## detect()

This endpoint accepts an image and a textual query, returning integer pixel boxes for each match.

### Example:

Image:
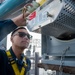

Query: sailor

[0,26,31,75]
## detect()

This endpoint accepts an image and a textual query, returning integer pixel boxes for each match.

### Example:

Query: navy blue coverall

[0,19,31,75]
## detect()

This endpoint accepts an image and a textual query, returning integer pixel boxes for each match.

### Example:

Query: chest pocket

[6,50,28,75]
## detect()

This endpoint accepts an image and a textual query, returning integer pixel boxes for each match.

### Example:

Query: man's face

[11,29,30,49]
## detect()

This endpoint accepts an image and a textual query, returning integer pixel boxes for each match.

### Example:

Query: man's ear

[10,36,13,42]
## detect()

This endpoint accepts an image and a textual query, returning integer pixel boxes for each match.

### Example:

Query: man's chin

[20,46,27,49]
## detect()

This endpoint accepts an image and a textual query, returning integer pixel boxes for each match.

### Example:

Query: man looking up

[0,26,31,75]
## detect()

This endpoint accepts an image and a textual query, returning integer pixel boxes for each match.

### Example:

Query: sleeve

[0,19,17,41]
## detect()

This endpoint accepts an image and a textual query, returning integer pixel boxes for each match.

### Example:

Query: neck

[12,46,25,59]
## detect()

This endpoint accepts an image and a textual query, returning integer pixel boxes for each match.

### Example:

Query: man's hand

[12,3,32,26]
[12,13,29,26]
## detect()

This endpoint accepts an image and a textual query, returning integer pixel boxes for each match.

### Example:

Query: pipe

[0,0,31,19]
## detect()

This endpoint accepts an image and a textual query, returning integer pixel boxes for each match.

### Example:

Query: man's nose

[23,35,29,39]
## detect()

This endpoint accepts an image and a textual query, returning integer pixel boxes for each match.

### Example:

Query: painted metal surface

[41,35,75,74]
[33,1,75,74]
[27,0,75,39]
[27,0,62,31]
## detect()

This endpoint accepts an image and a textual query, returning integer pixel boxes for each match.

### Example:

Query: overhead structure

[27,0,75,40]
[0,0,32,20]
[27,0,75,75]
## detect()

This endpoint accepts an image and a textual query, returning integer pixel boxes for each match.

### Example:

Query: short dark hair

[11,27,26,36]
